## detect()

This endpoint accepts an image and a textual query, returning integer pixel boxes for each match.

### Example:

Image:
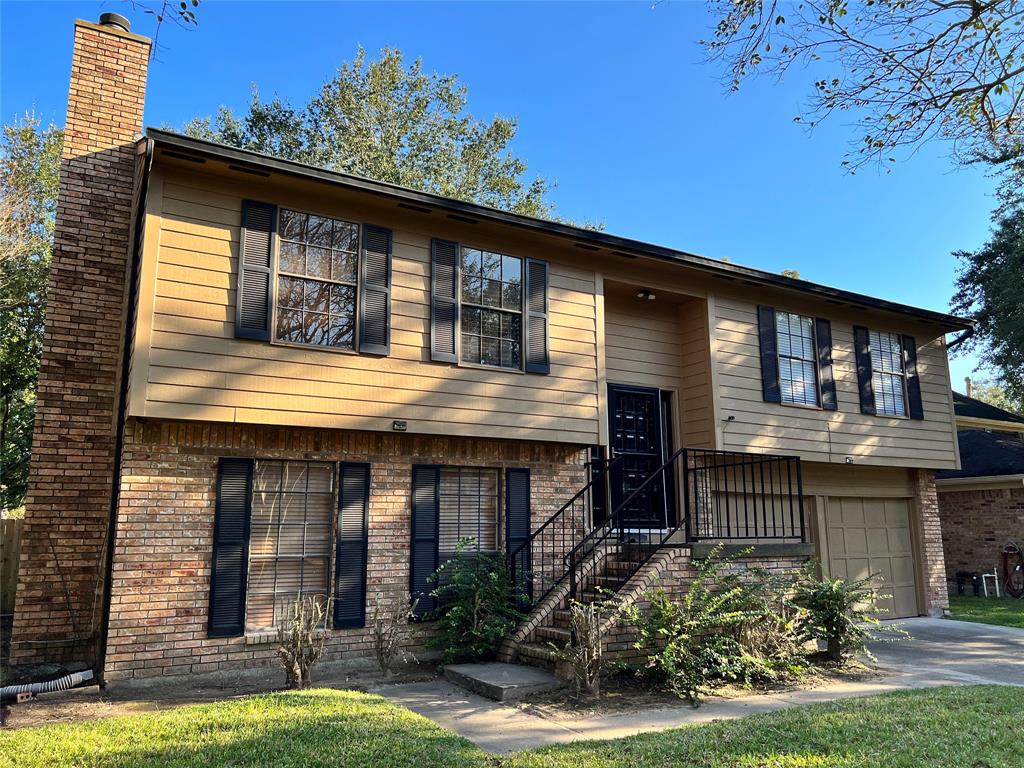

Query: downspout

[95,137,154,685]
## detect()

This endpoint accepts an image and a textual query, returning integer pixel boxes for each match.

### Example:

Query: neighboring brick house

[937,387,1024,589]
[10,15,973,683]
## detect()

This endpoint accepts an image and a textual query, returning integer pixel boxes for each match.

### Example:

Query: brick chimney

[10,16,150,667]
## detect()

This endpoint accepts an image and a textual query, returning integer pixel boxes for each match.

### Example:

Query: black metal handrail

[507,454,623,606]
[566,447,805,603]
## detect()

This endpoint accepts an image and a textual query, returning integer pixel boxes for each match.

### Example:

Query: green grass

[507,686,1024,768]
[0,689,489,768]
[949,594,1024,628]
[1,685,1022,768]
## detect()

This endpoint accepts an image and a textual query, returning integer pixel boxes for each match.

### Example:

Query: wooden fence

[1,518,23,618]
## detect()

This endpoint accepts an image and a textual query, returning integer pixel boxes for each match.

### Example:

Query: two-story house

[10,15,971,683]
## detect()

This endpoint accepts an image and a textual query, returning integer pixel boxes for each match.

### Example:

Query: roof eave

[145,127,975,332]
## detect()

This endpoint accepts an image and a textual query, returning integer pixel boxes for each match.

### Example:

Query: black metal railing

[507,454,623,607]
[685,448,805,542]
[509,447,805,609]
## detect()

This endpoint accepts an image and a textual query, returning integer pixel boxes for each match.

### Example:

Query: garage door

[825,497,919,618]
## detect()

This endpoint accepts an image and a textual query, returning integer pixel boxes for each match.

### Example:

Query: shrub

[428,541,526,664]
[623,547,804,705]
[372,592,419,677]
[277,595,330,688]
[553,599,613,700]
[793,565,908,663]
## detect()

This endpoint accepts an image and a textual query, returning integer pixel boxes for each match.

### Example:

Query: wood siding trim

[127,173,164,417]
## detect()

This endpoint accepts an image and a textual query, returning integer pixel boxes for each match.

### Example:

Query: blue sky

[1,0,997,386]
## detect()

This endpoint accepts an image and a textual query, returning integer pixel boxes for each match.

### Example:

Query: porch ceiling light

[636,289,656,301]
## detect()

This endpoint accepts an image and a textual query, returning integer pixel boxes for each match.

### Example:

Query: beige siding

[130,170,601,443]
[712,295,958,469]
[605,292,682,393]
[678,299,715,448]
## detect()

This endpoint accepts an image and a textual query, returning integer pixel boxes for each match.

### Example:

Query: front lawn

[506,685,1023,767]
[1,685,1022,768]
[948,594,1024,629]
[0,688,489,768]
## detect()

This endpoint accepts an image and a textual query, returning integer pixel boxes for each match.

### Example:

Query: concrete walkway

[373,617,1024,754]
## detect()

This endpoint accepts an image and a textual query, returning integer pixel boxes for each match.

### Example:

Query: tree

[183,46,556,218]
[781,268,801,279]
[0,115,62,514]
[704,0,1024,171]
[969,377,1024,416]
[952,209,1024,405]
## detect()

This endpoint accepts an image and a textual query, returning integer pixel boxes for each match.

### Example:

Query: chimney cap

[99,12,131,32]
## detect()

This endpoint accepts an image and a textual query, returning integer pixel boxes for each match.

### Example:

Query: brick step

[535,625,570,646]
[552,609,572,628]
[517,642,559,670]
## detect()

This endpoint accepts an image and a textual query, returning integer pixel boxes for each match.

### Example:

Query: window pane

[482,309,501,337]
[306,246,331,279]
[333,222,359,251]
[461,248,482,276]
[306,215,333,247]
[462,306,481,335]
[330,284,355,316]
[303,312,329,346]
[332,250,357,283]
[461,276,482,305]
[500,313,520,340]
[276,309,303,343]
[482,278,502,308]
[328,315,354,349]
[502,255,521,284]
[502,282,521,310]
[482,251,502,280]
[278,276,303,309]
[482,337,501,366]
[461,334,480,363]
[279,210,306,241]
[303,280,330,313]
[279,242,305,275]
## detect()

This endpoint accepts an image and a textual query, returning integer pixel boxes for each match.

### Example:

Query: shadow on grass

[0,689,489,768]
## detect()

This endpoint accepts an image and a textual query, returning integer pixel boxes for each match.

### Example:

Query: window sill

[269,338,360,356]
[455,360,526,375]
[245,628,330,646]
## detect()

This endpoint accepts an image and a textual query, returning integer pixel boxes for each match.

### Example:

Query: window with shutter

[438,467,500,556]
[460,248,523,369]
[775,311,820,407]
[246,460,333,632]
[868,330,908,417]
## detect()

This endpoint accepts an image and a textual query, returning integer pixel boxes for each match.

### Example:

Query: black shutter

[902,334,924,420]
[236,200,276,341]
[757,305,781,404]
[208,458,253,638]
[505,468,532,605]
[430,239,459,363]
[524,259,550,374]
[410,465,440,617]
[853,325,877,415]
[334,463,370,628]
[358,225,392,355]
[815,318,838,411]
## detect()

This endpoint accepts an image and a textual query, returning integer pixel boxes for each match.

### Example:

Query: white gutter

[935,474,1024,492]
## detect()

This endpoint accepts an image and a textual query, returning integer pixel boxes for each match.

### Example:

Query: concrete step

[443,661,563,702]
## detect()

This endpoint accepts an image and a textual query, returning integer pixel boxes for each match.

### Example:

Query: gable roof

[145,128,974,333]
[952,392,1024,426]
[937,428,1024,479]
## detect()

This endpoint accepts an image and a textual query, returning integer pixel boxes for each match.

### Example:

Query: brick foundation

[103,418,587,681]
[10,19,150,665]
[939,485,1024,586]
[912,469,949,615]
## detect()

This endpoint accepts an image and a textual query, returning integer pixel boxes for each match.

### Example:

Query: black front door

[608,385,674,529]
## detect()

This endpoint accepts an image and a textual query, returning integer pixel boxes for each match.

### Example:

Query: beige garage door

[825,497,919,618]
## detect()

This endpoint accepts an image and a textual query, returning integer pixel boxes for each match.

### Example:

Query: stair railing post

[682,448,691,542]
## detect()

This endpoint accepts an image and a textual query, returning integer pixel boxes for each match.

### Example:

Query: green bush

[428,540,526,664]
[622,547,804,705]
[792,565,907,663]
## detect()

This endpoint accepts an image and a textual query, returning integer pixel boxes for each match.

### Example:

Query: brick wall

[103,418,587,681]
[912,469,949,615]
[10,19,150,665]
[939,486,1024,585]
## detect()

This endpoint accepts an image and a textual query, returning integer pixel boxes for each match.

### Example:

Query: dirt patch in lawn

[2,660,442,731]
[514,661,886,721]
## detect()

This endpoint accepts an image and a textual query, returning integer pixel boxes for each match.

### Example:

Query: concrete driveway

[871,616,1024,687]
[377,617,1024,754]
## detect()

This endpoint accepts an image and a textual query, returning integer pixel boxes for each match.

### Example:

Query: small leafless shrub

[277,595,330,689]
[373,592,419,677]
[554,599,613,701]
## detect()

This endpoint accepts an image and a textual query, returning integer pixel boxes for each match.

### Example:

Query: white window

[869,330,907,416]
[775,311,819,407]
[438,467,500,556]
[246,460,333,632]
